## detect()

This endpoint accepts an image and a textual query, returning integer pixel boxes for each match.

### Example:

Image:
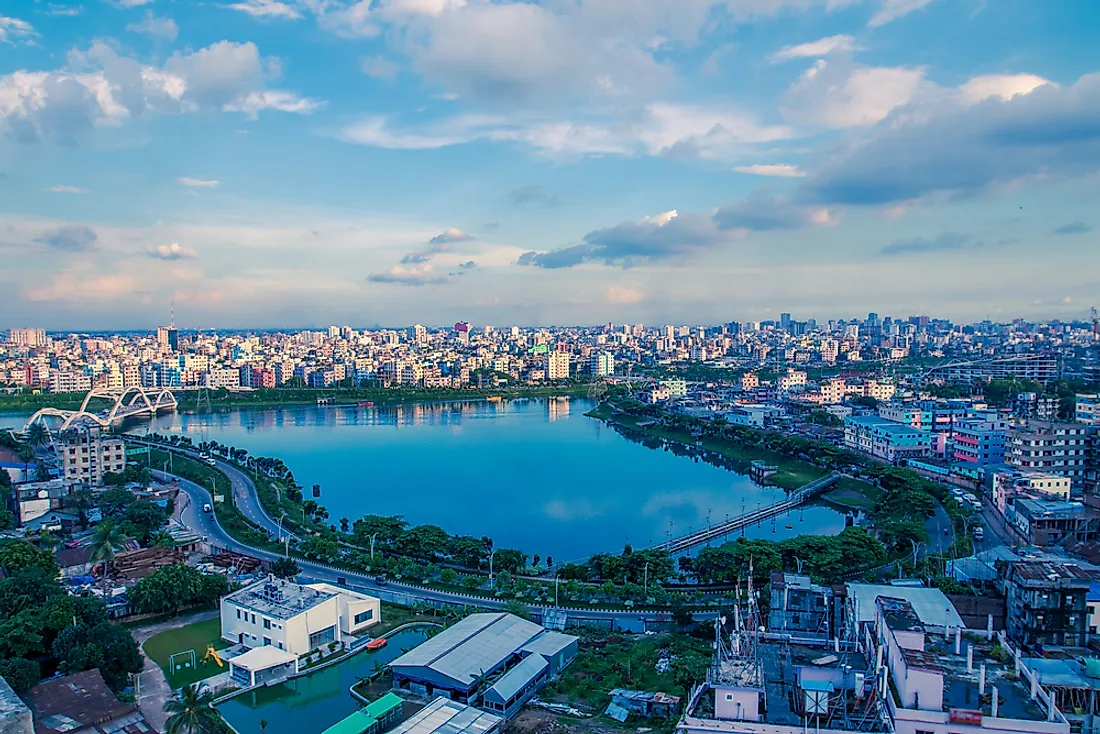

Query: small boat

[357,401,375,407]
[366,638,387,651]
[785,524,793,529]
[486,396,503,402]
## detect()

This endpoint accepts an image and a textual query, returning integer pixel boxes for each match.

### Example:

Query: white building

[546,351,570,380]
[221,576,381,655]
[590,352,614,377]
[660,379,688,398]
[1076,393,1100,425]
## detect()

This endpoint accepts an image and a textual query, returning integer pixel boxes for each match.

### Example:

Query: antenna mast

[1092,306,1098,344]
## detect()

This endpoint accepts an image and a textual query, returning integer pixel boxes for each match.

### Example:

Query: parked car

[203,503,213,513]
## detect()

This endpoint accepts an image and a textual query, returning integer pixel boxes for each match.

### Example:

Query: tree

[164,683,223,734]
[25,422,49,448]
[51,620,142,690]
[120,500,168,545]
[351,515,409,549]
[300,536,338,562]
[128,564,225,615]
[97,487,136,518]
[0,657,40,693]
[396,525,450,559]
[269,556,300,579]
[339,517,350,533]
[0,506,17,531]
[0,539,59,577]
[492,548,527,574]
[88,520,129,598]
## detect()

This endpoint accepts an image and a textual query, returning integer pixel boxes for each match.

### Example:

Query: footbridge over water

[25,387,178,431]
[653,471,845,554]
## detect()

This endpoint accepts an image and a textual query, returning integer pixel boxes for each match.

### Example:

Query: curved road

[156,465,703,629]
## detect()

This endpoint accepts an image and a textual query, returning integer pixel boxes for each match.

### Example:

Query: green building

[321,693,404,734]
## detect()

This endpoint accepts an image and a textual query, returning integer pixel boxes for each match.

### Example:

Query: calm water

[217,627,431,734]
[2,399,845,560]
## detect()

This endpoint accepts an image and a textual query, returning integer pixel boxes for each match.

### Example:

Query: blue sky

[2,0,1099,329]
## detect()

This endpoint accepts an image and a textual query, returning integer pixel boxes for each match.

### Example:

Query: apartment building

[1008,421,1093,488]
[1005,560,1100,647]
[952,418,1008,466]
[590,351,614,376]
[545,351,570,380]
[1077,394,1100,425]
[845,415,931,462]
[57,427,126,487]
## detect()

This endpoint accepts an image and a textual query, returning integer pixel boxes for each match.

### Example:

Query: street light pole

[554,571,560,607]
[489,548,497,588]
[369,533,378,561]
[644,562,650,598]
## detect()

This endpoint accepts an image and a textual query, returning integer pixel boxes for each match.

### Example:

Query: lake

[2,398,845,561]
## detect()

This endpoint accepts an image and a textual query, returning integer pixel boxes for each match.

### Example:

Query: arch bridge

[25,387,178,432]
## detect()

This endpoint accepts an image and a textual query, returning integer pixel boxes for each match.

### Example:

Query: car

[204,457,217,466]
[203,503,213,513]
[374,576,388,586]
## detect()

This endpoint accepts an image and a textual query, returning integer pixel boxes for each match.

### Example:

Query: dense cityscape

[3,310,1100,734]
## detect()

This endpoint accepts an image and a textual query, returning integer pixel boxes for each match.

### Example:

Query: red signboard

[949,709,983,725]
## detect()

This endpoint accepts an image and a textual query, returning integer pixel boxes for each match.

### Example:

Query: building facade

[57,427,126,486]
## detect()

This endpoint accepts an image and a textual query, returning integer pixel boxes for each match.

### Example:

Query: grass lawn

[143,618,232,690]
[822,479,884,510]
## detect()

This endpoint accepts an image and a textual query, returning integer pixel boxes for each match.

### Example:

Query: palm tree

[260,719,269,734]
[164,683,223,734]
[88,519,129,600]
[25,422,50,448]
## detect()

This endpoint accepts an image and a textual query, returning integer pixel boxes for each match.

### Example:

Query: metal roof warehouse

[388,612,578,705]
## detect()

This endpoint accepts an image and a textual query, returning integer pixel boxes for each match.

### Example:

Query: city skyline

[2,1,1099,328]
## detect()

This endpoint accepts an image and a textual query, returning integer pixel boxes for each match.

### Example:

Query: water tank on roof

[1084,659,1100,679]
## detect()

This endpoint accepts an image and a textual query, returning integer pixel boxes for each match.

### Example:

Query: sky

[1,0,1099,330]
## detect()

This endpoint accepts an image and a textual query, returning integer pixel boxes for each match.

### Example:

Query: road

[163,470,704,629]
[924,504,955,555]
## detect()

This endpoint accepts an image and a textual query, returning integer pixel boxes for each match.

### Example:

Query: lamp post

[369,533,378,561]
[489,548,497,588]
[554,571,560,607]
[644,562,650,599]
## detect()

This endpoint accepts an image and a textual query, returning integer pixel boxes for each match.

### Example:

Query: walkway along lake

[3,398,847,561]
[216,626,431,734]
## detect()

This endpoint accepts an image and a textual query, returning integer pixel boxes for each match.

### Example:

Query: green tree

[0,506,15,531]
[396,525,449,559]
[129,564,208,615]
[0,539,59,577]
[25,422,50,448]
[119,500,168,545]
[88,519,129,598]
[164,683,223,734]
[0,657,40,693]
[97,487,136,518]
[51,620,143,690]
[269,556,300,579]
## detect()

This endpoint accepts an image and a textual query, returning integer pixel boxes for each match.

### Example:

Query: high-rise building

[156,326,178,351]
[454,322,470,345]
[408,324,427,344]
[58,426,127,487]
[780,313,792,331]
[546,351,570,380]
[8,328,47,348]
[589,352,614,377]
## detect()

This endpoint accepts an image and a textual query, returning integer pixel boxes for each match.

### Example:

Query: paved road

[923,503,955,556]
[164,470,700,629]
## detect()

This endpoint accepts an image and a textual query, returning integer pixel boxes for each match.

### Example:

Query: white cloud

[361,56,400,82]
[960,74,1052,103]
[0,40,320,143]
[338,103,793,161]
[226,0,303,19]
[116,0,155,6]
[771,34,860,62]
[606,285,645,304]
[46,185,90,194]
[783,58,926,128]
[733,164,806,178]
[868,0,935,27]
[0,16,36,44]
[147,242,198,260]
[178,177,219,188]
[126,12,179,40]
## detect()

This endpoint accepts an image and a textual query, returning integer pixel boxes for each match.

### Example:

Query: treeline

[0,540,143,693]
[129,564,232,615]
[683,527,888,584]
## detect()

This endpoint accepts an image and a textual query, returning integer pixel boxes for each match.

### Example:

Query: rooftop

[847,583,964,630]
[1014,498,1092,519]
[922,636,1047,721]
[225,576,337,620]
[1009,561,1100,585]
[387,697,501,734]
[389,613,574,690]
[26,669,146,734]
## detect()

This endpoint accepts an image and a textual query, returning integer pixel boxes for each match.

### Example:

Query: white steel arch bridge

[25,387,178,432]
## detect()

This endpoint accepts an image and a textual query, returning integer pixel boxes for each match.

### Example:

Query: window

[251,613,256,624]
[354,609,374,625]
[263,618,272,629]
[725,694,733,701]
[236,609,241,620]
[263,637,271,646]
[309,625,336,649]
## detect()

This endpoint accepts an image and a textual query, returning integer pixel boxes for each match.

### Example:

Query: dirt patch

[506,710,629,734]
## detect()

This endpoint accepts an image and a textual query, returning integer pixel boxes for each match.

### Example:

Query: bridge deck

[654,472,844,554]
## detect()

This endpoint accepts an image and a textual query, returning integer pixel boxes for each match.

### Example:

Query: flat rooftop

[225,576,337,620]
[923,636,1047,721]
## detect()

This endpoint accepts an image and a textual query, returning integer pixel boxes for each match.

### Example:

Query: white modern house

[220,576,381,656]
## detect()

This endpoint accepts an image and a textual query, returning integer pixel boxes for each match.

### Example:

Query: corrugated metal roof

[519,631,576,659]
[389,613,545,687]
[847,584,965,629]
[485,655,548,703]
[389,697,501,734]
